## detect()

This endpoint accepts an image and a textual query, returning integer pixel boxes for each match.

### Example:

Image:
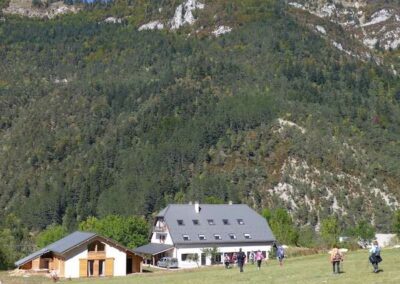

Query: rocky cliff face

[3,0,79,18]
[289,0,400,50]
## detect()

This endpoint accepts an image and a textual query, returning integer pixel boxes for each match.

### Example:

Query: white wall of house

[150,230,174,245]
[175,245,272,268]
[64,248,87,278]
[106,244,126,276]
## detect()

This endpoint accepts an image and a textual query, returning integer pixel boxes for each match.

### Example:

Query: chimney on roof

[195,201,200,213]
[229,200,233,205]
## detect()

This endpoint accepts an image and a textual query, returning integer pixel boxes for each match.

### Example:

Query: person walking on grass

[369,240,382,273]
[249,251,255,265]
[277,245,285,266]
[255,250,265,270]
[237,248,246,273]
[224,254,230,269]
[330,245,343,275]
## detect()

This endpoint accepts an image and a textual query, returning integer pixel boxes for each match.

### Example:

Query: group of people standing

[223,244,285,273]
[329,240,383,275]
[223,241,382,276]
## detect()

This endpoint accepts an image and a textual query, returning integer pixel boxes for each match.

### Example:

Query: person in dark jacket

[236,248,246,273]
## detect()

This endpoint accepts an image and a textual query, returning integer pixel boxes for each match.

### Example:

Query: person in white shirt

[369,240,382,273]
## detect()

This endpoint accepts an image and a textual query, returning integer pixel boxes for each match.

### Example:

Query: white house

[15,231,143,278]
[134,203,276,268]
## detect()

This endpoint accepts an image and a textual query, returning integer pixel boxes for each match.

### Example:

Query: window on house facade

[222,219,230,225]
[207,219,215,225]
[229,233,237,240]
[244,233,252,239]
[182,234,190,241]
[199,234,206,240]
[192,219,199,225]
[237,219,245,225]
[214,234,222,240]
[88,241,105,252]
[181,253,197,261]
[177,219,184,226]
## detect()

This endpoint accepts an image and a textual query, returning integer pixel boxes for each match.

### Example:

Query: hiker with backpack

[330,245,343,274]
[277,245,285,266]
[236,248,246,273]
[369,240,382,273]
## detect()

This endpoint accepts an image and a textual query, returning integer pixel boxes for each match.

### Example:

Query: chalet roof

[14,248,50,268]
[133,243,174,255]
[156,204,275,245]
[46,231,96,254]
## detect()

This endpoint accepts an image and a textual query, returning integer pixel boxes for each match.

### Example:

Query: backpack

[333,251,342,262]
[237,252,246,263]
[277,247,285,258]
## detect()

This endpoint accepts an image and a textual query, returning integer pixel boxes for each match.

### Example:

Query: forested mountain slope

[0,0,400,235]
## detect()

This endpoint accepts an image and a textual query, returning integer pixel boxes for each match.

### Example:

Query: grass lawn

[1,249,400,284]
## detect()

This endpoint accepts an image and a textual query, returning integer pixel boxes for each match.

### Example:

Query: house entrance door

[201,253,206,266]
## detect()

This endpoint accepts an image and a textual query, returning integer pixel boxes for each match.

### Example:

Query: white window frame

[198,234,206,240]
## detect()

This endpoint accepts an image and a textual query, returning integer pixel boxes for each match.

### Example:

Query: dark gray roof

[157,204,275,245]
[15,231,96,267]
[15,248,50,267]
[133,243,174,255]
[46,231,96,254]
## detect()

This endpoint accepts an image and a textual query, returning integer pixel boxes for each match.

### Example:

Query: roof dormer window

[223,219,230,225]
[214,234,222,240]
[199,234,206,240]
[229,233,237,240]
[237,219,245,225]
[192,219,199,225]
[177,220,184,226]
[183,234,190,241]
[244,233,252,239]
[207,219,215,225]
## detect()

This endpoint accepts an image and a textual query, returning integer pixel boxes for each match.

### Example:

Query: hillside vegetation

[0,0,400,256]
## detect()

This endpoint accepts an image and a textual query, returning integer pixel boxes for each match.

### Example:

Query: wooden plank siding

[105,258,114,276]
[133,255,142,273]
[79,259,88,277]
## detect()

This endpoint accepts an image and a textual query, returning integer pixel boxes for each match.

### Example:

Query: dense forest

[0,0,400,267]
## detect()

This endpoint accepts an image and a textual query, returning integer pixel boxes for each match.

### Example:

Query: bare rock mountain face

[288,0,400,74]
[3,0,80,18]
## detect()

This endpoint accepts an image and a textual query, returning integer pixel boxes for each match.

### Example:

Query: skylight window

[222,219,230,225]
[214,234,222,240]
[244,233,252,239]
[183,234,190,241]
[199,234,206,240]
[177,220,184,226]
[207,219,215,225]
[229,233,237,240]
[192,219,199,225]
[237,219,245,225]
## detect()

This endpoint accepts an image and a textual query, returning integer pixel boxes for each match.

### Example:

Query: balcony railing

[154,226,167,232]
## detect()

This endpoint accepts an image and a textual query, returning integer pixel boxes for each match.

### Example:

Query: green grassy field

[1,249,400,284]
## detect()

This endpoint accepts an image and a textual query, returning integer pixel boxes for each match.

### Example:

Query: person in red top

[255,250,265,270]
